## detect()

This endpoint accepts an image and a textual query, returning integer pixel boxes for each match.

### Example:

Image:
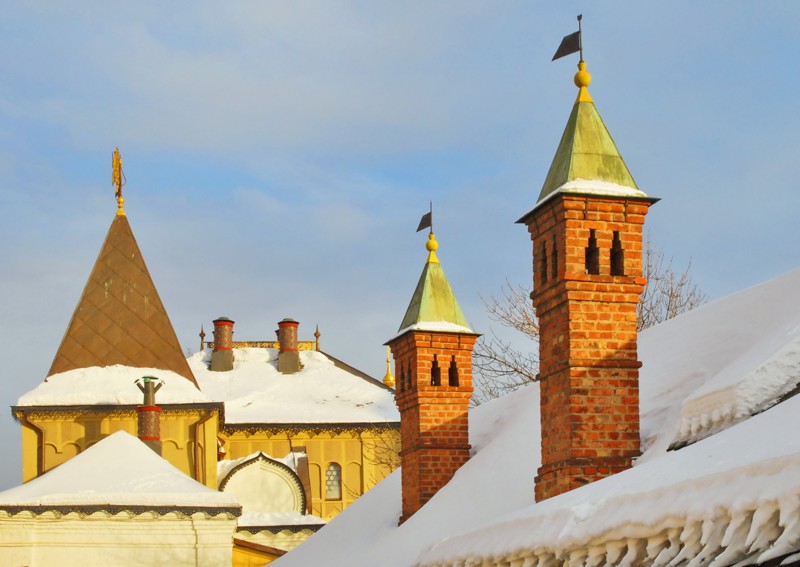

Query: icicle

[604,541,627,564]
[668,520,702,566]
[757,495,800,562]
[745,502,780,554]
[644,534,669,563]
[584,546,606,567]
[653,528,682,567]
[567,549,587,567]
[710,508,754,566]
[686,517,727,567]
[618,538,646,567]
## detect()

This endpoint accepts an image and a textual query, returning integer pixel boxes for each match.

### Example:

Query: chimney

[277,318,302,374]
[211,317,235,372]
[136,376,163,455]
[520,60,657,501]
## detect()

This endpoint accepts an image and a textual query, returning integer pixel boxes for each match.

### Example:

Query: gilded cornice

[236,524,323,535]
[223,421,399,438]
[12,402,223,423]
[0,505,240,519]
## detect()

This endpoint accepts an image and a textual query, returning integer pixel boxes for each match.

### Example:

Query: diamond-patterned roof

[47,215,198,387]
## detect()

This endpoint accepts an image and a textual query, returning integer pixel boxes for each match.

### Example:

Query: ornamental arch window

[325,462,342,500]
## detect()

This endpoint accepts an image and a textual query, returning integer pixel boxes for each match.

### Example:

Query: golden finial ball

[426,233,439,252]
[574,60,591,89]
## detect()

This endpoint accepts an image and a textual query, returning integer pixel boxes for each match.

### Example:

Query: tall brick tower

[387,231,478,523]
[518,60,658,501]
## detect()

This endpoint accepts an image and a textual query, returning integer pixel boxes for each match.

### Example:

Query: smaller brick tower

[387,231,478,524]
[519,59,658,501]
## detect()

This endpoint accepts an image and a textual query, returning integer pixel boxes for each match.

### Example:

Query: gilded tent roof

[397,234,473,334]
[47,215,198,387]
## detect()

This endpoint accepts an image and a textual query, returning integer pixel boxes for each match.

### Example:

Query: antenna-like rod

[577,14,583,61]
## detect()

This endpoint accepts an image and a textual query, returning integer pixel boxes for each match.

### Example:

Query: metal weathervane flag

[552,15,583,61]
[417,203,433,233]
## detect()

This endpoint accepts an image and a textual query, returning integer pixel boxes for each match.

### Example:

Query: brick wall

[388,330,476,523]
[527,194,653,501]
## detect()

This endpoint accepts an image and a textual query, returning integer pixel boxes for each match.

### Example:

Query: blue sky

[1,2,798,489]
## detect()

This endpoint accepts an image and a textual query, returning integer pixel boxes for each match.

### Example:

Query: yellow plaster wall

[221,427,399,521]
[233,544,280,566]
[19,407,220,488]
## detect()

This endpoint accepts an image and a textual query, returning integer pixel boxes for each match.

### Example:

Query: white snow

[555,178,648,198]
[190,348,399,424]
[16,365,211,406]
[238,512,325,528]
[0,431,238,508]
[218,451,306,483]
[523,178,651,217]
[639,268,800,451]
[274,268,800,567]
[391,321,476,339]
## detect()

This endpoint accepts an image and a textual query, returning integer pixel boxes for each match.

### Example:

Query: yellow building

[12,160,400,565]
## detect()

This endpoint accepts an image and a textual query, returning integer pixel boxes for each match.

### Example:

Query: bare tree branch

[472,237,706,404]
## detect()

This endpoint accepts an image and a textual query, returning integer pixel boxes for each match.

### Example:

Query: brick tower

[518,60,658,501]
[387,231,478,523]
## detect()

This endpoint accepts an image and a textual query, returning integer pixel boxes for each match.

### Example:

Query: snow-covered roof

[0,431,239,511]
[16,365,212,407]
[273,268,800,567]
[190,348,399,425]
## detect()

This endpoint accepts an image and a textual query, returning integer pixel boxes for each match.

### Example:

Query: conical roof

[520,61,653,223]
[47,214,198,387]
[397,233,473,334]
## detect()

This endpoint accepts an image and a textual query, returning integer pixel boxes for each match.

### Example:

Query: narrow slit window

[611,231,625,276]
[431,355,441,386]
[585,229,600,275]
[540,242,549,284]
[325,463,342,500]
[448,356,459,387]
[552,238,558,280]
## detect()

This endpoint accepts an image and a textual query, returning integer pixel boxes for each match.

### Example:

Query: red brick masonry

[527,194,654,501]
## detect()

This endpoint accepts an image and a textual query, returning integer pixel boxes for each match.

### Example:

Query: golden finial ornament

[112,147,126,216]
[383,346,396,389]
[199,325,206,353]
[314,325,321,351]
[574,60,593,103]
[426,232,440,264]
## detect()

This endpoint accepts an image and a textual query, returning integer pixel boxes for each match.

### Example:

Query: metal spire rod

[578,14,583,62]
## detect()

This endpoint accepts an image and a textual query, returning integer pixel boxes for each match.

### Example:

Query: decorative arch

[219,453,307,515]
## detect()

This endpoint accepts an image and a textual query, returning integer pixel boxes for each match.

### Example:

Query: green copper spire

[398,233,473,333]
[537,60,640,204]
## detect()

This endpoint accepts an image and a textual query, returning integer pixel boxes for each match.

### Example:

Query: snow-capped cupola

[387,229,479,523]
[521,58,658,501]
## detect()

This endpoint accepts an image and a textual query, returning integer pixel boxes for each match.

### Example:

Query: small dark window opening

[540,242,549,284]
[611,231,625,276]
[585,229,600,275]
[551,238,558,280]
[448,356,459,387]
[431,355,441,386]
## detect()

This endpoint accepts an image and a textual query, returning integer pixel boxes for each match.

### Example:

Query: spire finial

[426,232,439,264]
[112,147,126,216]
[383,346,395,388]
[314,324,321,351]
[574,60,593,103]
[199,325,206,353]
